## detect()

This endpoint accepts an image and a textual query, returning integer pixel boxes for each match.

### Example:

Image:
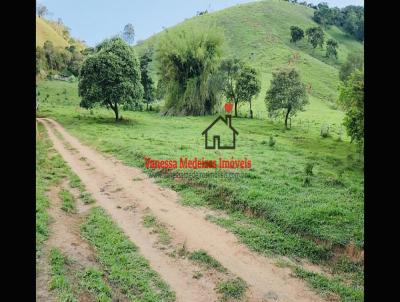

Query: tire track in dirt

[38,117,326,302]
[39,118,220,302]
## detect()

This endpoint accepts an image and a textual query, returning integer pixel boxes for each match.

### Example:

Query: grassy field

[37,79,363,300]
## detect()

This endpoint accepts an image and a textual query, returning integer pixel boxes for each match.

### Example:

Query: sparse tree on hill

[325,39,338,59]
[306,26,325,50]
[236,65,261,119]
[265,68,308,129]
[78,37,143,120]
[290,26,304,44]
[37,4,49,18]
[122,23,135,45]
[337,69,364,151]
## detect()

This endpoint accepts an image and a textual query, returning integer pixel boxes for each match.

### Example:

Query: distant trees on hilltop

[313,3,364,41]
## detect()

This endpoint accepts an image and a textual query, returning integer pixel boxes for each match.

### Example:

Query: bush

[268,136,276,147]
[320,124,330,138]
[123,102,144,111]
[305,162,314,176]
[303,176,311,187]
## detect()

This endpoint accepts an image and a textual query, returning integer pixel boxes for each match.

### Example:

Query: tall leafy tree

[325,39,339,59]
[236,65,261,119]
[122,23,135,45]
[290,26,304,44]
[337,69,364,149]
[265,68,308,129]
[219,58,244,117]
[139,48,155,110]
[306,26,325,50]
[156,27,224,115]
[78,37,143,120]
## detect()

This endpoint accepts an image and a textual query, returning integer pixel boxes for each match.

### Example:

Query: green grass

[81,207,175,302]
[294,267,363,302]
[216,278,247,301]
[80,191,95,204]
[142,213,172,245]
[59,189,76,213]
[78,267,112,302]
[49,248,78,302]
[188,250,227,273]
[37,78,363,300]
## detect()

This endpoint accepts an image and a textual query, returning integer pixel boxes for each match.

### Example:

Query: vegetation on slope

[135,0,363,121]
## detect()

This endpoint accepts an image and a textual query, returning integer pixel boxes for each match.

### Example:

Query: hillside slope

[36,17,85,50]
[136,0,363,126]
[36,16,69,48]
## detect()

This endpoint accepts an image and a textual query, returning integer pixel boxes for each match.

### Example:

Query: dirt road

[38,117,325,302]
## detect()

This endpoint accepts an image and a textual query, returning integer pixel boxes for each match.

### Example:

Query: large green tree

[337,69,364,149]
[265,68,308,129]
[236,65,261,119]
[325,39,339,59]
[156,27,224,115]
[306,27,325,50]
[290,26,304,44]
[78,37,143,120]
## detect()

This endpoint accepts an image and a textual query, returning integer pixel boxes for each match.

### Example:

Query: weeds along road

[38,117,326,302]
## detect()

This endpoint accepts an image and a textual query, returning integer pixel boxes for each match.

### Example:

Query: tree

[156,78,166,100]
[337,69,364,149]
[325,39,338,59]
[219,58,244,117]
[122,23,135,45]
[37,4,48,18]
[306,27,325,50]
[36,46,47,75]
[290,26,304,44]
[139,49,155,110]
[313,2,338,28]
[78,37,143,120]
[265,68,308,129]
[236,65,261,118]
[339,53,364,82]
[156,27,223,115]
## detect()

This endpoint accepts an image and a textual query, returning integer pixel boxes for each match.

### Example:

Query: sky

[39,0,364,47]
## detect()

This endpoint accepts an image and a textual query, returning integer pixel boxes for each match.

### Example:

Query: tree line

[290,25,339,59]
[74,25,362,148]
[313,2,364,41]
[36,41,85,78]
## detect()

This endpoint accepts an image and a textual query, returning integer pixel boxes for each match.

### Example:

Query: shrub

[303,176,311,186]
[268,136,276,147]
[320,124,330,138]
[305,162,314,176]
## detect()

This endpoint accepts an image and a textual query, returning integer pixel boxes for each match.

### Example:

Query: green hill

[136,0,363,129]
[36,16,85,50]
